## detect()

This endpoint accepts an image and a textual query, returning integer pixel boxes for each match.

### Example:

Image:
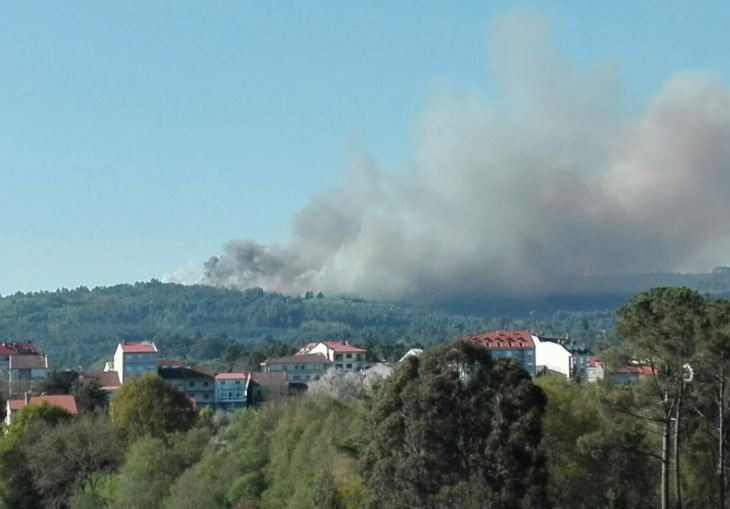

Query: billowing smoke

[170,11,730,300]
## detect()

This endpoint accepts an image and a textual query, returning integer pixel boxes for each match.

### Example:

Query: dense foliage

[3,285,730,508]
[0,281,617,368]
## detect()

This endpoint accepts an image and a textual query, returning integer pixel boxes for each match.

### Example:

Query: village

[2,330,653,425]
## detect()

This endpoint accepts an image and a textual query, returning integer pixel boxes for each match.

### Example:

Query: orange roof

[215,372,248,380]
[8,395,78,415]
[462,330,535,350]
[322,341,367,353]
[120,342,157,353]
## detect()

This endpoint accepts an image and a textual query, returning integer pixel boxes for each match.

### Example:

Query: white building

[302,341,368,372]
[113,341,158,384]
[399,348,423,363]
[532,335,593,380]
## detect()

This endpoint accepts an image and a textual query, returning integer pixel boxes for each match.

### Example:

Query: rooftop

[0,341,40,356]
[7,395,79,415]
[9,355,48,370]
[158,366,215,380]
[264,353,332,365]
[81,371,121,390]
[462,330,535,350]
[215,372,248,380]
[119,341,158,353]
[322,341,367,353]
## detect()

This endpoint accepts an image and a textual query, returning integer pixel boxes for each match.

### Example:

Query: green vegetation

[110,373,196,440]
[3,285,730,507]
[0,281,616,369]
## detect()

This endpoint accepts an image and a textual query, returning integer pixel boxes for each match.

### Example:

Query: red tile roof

[0,342,40,356]
[8,395,78,415]
[119,342,157,353]
[322,341,367,353]
[215,372,248,380]
[462,330,535,350]
[587,356,601,368]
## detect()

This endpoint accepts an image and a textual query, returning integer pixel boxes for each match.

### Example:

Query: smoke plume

[170,11,730,300]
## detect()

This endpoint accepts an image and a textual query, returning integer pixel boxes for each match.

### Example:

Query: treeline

[0,281,614,368]
[3,286,730,507]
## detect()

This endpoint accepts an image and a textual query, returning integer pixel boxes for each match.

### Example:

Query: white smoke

[169,10,730,300]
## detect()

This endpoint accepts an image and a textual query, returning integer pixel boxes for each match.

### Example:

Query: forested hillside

[0,281,615,368]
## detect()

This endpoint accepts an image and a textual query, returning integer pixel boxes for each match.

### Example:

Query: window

[188,393,194,398]
[346,353,352,359]
[189,382,194,387]
[336,364,343,370]
[346,364,352,369]
[204,393,209,399]
[203,381,209,387]
[335,354,343,361]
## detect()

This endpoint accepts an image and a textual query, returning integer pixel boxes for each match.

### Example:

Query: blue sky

[1,1,729,294]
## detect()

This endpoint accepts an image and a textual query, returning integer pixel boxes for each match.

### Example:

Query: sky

[1,1,729,295]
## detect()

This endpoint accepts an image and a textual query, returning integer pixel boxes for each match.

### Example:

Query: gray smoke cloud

[169,10,730,300]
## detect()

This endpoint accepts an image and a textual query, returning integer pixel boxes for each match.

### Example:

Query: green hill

[0,280,616,369]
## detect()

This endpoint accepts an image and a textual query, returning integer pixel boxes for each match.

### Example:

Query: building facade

[113,342,158,384]
[303,341,368,372]
[158,366,215,408]
[261,353,331,383]
[462,330,537,376]
[215,372,249,411]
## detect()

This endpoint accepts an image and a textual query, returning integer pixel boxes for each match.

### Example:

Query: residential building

[303,341,368,372]
[8,354,48,398]
[113,341,158,384]
[462,330,537,376]
[248,372,290,406]
[586,356,605,382]
[215,372,249,412]
[261,353,332,383]
[399,348,423,363]
[5,394,78,427]
[586,356,654,385]
[79,371,121,394]
[532,336,593,380]
[158,366,215,407]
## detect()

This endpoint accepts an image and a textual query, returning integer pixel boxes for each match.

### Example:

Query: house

[112,341,158,384]
[462,330,536,376]
[7,354,49,398]
[158,366,215,407]
[5,394,78,427]
[586,356,605,382]
[399,348,423,363]
[261,353,332,383]
[301,341,368,372]
[215,372,249,412]
[248,372,290,406]
[532,336,593,380]
[586,356,654,385]
[79,370,121,393]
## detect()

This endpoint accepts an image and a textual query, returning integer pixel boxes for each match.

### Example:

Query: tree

[692,298,730,508]
[72,378,107,412]
[24,413,121,508]
[109,373,195,440]
[362,340,549,508]
[615,287,707,509]
[0,402,73,509]
[111,428,210,509]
